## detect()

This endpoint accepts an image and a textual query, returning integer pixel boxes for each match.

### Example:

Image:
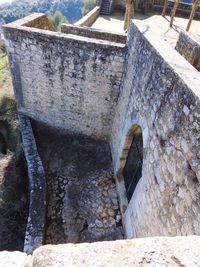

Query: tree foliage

[82,0,96,15]
[0,0,85,25]
[49,11,67,30]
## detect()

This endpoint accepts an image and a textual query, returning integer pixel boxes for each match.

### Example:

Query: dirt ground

[0,152,29,251]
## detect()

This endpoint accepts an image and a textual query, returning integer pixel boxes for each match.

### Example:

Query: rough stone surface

[32,120,123,244]
[111,20,200,238]
[3,13,126,141]
[176,31,200,71]
[0,251,27,267]
[1,236,200,266]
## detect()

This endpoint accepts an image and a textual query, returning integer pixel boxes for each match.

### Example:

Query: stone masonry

[111,20,200,238]
[3,9,200,255]
[3,13,126,141]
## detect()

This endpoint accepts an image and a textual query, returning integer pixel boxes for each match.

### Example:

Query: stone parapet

[75,6,100,27]
[61,24,127,43]
[1,236,200,266]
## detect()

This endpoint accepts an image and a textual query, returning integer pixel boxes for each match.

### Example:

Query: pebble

[95,219,103,228]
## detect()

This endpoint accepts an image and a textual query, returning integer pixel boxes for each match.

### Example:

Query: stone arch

[118,124,143,202]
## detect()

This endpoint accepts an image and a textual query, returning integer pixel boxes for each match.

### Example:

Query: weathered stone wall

[1,236,200,266]
[3,12,200,242]
[61,24,126,43]
[176,31,200,71]
[75,6,100,27]
[111,20,200,238]
[3,14,126,141]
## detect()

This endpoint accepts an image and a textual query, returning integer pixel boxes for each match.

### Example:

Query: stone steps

[100,0,112,15]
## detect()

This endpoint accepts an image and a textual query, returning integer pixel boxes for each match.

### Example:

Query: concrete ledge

[61,24,127,43]
[75,6,100,27]
[19,114,46,254]
[176,31,200,71]
[1,236,200,266]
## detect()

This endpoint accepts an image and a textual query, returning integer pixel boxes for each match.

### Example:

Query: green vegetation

[0,44,20,154]
[82,0,96,15]
[49,11,68,30]
[0,0,85,24]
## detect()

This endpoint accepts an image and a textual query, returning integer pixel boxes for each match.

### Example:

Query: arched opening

[122,125,143,202]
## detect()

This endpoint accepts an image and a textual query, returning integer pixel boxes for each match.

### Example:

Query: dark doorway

[123,125,143,202]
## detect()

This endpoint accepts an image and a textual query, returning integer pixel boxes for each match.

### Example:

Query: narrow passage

[32,120,123,244]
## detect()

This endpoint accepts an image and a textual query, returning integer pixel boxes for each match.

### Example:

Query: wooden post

[170,0,180,27]
[162,0,169,16]
[124,0,134,31]
[186,0,199,31]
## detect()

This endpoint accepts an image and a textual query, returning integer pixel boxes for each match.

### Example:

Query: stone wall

[75,6,100,27]
[22,13,56,31]
[1,236,200,266]
[61,24,127,43]
[19,114,46,254]
[3,12,200,242]
[111,20,200,238]
[3,13,126,141]
[176,31,200,71]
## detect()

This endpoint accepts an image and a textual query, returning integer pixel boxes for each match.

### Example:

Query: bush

[82,0,96,15]
[49,10,67,30]
[0,43,7,55]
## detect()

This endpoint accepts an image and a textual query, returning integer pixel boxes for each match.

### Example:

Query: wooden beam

[124,0,134,31]
[186,0,199,31]
[170,0,180,27]
[162,0,169,16]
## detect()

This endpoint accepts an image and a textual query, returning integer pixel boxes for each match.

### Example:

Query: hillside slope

[0,0,85,24]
